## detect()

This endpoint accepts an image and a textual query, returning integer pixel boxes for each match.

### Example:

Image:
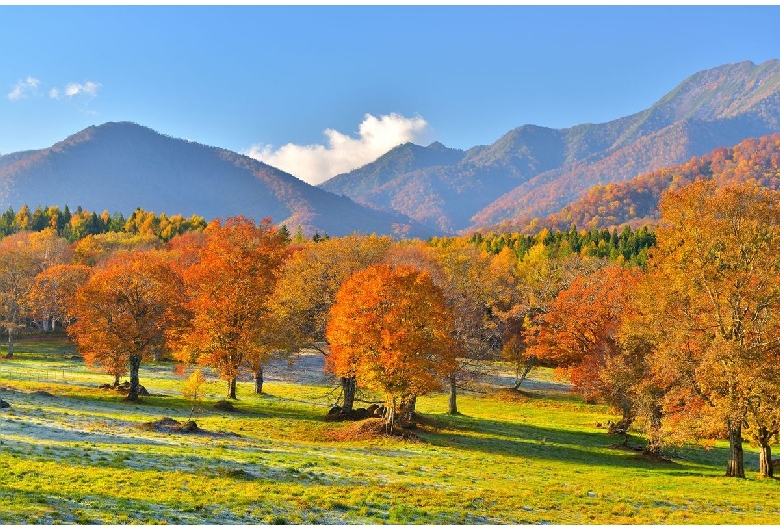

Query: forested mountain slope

[521,133,780,232]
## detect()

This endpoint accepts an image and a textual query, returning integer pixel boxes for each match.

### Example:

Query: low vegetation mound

[323,418,421,442]
[323,418,388,441]
[138,417,200,434]
[213,400,236,412]
[99,382,150,396]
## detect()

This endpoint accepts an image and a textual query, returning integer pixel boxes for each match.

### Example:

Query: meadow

[0,336,779,524]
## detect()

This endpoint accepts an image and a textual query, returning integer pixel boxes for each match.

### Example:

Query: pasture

[0,337,779,524]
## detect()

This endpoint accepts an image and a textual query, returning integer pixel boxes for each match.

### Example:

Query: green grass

[1,338,780,524]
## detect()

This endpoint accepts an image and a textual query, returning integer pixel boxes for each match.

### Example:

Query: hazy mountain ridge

[0,122,436,238]
[319,60,780,233]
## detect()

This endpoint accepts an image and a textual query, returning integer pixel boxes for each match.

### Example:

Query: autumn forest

[0,170,777,490]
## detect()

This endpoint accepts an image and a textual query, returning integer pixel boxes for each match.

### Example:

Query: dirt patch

[138,417,202,434]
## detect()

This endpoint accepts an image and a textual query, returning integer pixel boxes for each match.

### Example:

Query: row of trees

[0,204,207,242]
[525,182,780,478]
[4,180,779,478]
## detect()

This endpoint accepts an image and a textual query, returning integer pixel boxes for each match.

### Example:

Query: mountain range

[320,59,780,233]
[0,123,434,238]
[1,59,780,238]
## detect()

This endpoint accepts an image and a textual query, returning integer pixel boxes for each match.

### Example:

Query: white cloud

[49,88,59,99]
[245,113,431,185]
[63,81,101,98]
[7,77,40,101]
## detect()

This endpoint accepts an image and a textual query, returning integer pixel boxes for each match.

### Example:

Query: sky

[1,5,779,185]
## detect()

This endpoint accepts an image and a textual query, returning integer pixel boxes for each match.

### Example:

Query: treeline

[451,225,656,266]
[6,182,780,480]
[0,204,208,242]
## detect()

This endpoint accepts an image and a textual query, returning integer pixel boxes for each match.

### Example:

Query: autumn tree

[386,240,499,415]
[69,251,185,400]
[527,266,652,437]
[176,217,287,399]
[646,181,780,477]
[269,234,392,410]
[325,264,458,429]
[502,242,603,389]
[26,264,92,332]
[0,230,71,356]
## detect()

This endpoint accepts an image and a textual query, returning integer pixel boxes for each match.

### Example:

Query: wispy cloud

[245,113,431,185]
[50,80,101,100]
[7,77,40,101]
[65,81,100,97]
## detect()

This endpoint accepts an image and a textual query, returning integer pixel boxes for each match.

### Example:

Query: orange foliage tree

[269,234,392,411]
[387,240,502,415]
[69,251,186,400]
[0,229,71,356]
[176,217,288,399]
[645,181,780,477]
[325,264,458,428]
[26,264,92,332]
[526,266,650,439]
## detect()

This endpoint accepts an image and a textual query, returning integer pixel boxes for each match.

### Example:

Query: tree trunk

[5,328,13,359]
[644,404,663,456]
[759,443,773,478]
[399,395,417,426]
[726,421,745,478]
[385,397,397,435]
[42,318,50,332]
[153,348,161,362]
[340,376,356,413]
[127,354,142,402]
[448,375,458,414]
[227,377,237,400]
[113,373,120,387]
[254,367,264,394]
[757,426,774,478]
[514,357,536,390]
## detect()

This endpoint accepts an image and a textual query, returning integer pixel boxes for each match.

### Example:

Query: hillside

[0,122,435,238]
[320,60,780,233]
[522,133,780,232]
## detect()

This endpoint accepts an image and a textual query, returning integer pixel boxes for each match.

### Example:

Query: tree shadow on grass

[415,413,722,474]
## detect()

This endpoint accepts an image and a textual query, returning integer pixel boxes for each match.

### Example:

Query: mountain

[525,132,780,233]
[319,60,780,233]
[0,122,436,238]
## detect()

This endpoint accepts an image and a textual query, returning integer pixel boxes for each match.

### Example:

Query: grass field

[1,336,779,524]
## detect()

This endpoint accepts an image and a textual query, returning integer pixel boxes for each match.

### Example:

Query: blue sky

[2,5,779,184]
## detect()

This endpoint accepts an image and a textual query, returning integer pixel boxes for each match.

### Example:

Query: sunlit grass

[1,339,780,523]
